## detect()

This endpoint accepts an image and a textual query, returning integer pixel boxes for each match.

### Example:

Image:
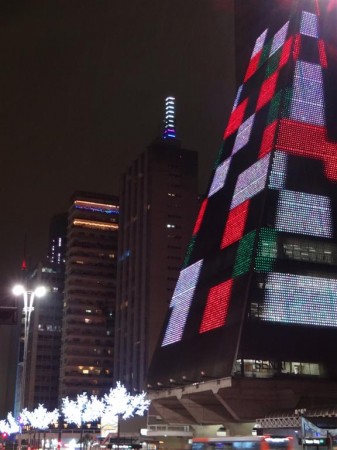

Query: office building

[59,192,119,399]
[148,0,337,424]
[114,97,199,392]
[22,214,67,410]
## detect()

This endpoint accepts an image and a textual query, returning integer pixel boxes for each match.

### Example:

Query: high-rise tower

[24,214,67,410]
[114,98,198,393]
[59,192,119,399]
[148,0,337,417]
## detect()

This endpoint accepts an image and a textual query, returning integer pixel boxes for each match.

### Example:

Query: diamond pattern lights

[300,11,319,38]
[275,190,333,238]
[208,158,231,197]
[270,21,289,57]
[262,273,337,327]
[161,260,203,346]
[199,279,233,333]
[244,29,268,82]
[231,153,271,209]
[232,114,255,155]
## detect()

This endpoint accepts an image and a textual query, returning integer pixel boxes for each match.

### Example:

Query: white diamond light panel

[270,22,289,57]
[231,153,270,209]
[162,259,203,346]
[232,114,255,155]
[300,11,319,38]
[208,158,231,197]
[252,29,268,58]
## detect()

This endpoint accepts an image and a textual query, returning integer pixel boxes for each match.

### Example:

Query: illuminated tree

[20,405,59,430]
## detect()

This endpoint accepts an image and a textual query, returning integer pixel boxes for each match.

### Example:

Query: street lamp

[12,284,47,411]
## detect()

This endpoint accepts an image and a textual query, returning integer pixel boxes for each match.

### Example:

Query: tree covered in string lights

[0,383,150,435]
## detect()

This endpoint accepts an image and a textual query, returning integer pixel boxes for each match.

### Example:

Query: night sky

[0,0,237,290]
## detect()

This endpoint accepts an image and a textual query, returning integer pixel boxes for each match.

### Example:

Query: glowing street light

[12,284,47,411]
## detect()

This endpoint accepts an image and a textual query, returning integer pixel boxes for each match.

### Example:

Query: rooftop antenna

[162,96,176,140]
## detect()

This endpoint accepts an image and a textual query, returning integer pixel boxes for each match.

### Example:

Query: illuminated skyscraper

[148,0,337,418]
[114,98,198,393]
[59,192,119,399]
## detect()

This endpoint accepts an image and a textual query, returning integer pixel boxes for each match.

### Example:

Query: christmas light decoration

[162,259,203,346]
[0,384,150,437]
[193,199,208,235]
[20,405,59,430]
[208,158,231,197]
[221,200,250,249]
[199,279,233,333]
[300,11,319,38]
[0,413,19,435]
[102,382,150,422]
[147,0,337,387]
[62,393,89,428]
[232,114,255,155]
[230,153,270,209]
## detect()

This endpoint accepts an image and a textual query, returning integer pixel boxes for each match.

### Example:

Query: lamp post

[12,284,47,411]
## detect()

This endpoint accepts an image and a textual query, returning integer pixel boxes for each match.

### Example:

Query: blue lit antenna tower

[163,96,176,140]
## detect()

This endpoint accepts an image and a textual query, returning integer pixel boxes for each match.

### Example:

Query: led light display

[74,200,119,214]
[162,260,203,346]
[255,228,278,272]
[208,158,231,197]
[199,279,233,333]
[224,98,249,138]
[148,1,337,388]
[270,22,289,57]
[275,190,333,238]
[232,115,255,155]
[233,231,256,277]
[221,200,249,249]
[183,235,197,268]
[73,219,118,230]
[293,33,302,60]
[256,70,279,111]
[259,121,278,158]
[233,85,243,111]
[318,40,328,68]
[193,199,208,235]
[253,29,268,58]
[269,151,288,189]
[276,119,337,181]
[300,11,319,38]
[262,273,337,327]
[244,29,268,82]
[290,61,325,125]
[231,154,270,209]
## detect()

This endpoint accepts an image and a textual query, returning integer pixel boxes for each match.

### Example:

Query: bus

[191,436,294,450]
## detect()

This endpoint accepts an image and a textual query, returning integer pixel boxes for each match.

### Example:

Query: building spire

[162,96,176,140]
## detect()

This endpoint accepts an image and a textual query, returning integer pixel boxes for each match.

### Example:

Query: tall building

[114,97,199,393]
[24,214,67,410]
[148,0,337,423]
[59,192,119,399]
